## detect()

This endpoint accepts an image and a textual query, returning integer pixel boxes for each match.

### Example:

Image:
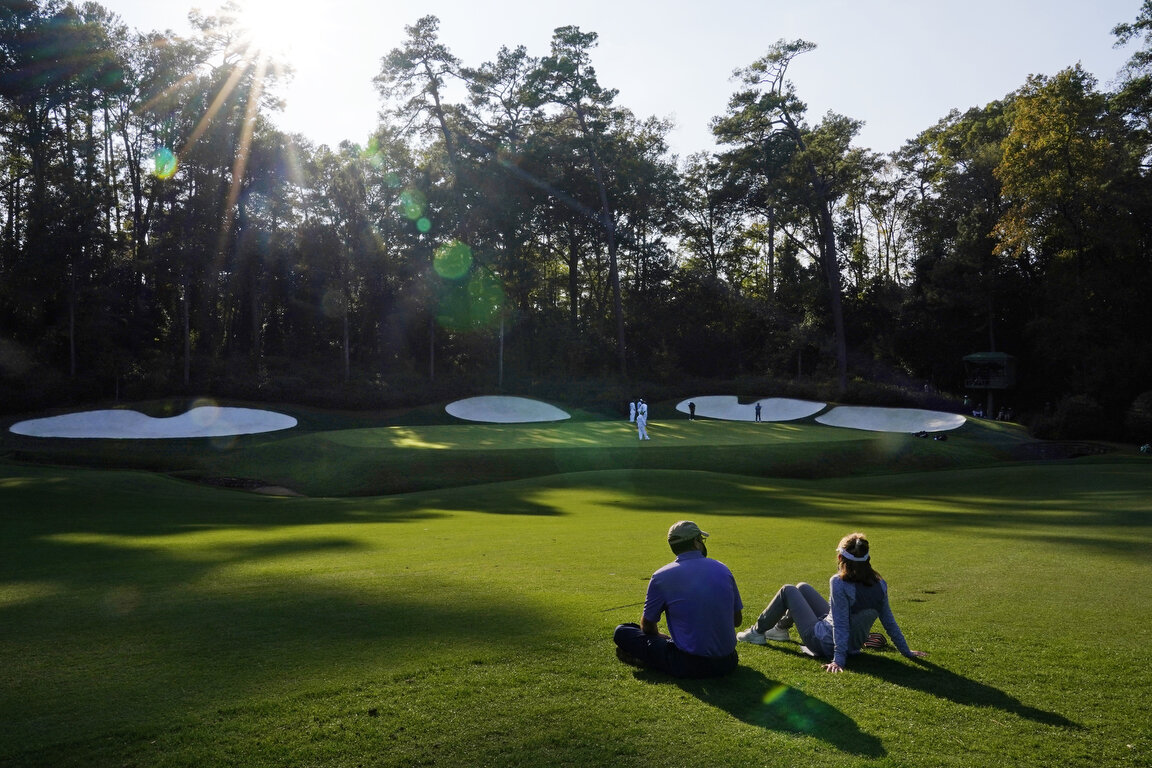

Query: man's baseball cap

[667,520,708,543]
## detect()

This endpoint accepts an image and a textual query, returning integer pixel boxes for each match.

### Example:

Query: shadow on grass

[632,665,885,757]
[852,655,1081,729]
[0,577,552,760]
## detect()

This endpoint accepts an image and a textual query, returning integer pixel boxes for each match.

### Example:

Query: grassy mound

[5,400,1031,496]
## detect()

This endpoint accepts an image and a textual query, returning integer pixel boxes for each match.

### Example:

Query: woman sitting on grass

[737,532,927,672]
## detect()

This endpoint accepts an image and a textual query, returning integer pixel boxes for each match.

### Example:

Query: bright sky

[97,0,1142,158]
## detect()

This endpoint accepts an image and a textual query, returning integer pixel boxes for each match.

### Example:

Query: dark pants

[613,623,738,678]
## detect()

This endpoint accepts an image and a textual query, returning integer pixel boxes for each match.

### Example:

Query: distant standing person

[736,532,927,672]
[754,402,762,422]
[614,521,743,678]
[636,399,650,440]
[629,399,636,423]
[689,402,696,420]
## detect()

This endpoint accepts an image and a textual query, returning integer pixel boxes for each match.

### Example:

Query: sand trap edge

[815,406,966,433]
[9,406,298,439]
[445,396,571,423]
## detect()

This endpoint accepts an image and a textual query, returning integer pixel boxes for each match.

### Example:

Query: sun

[225,0,313,63]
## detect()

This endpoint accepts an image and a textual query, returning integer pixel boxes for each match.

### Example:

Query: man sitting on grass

[613,521,743,678]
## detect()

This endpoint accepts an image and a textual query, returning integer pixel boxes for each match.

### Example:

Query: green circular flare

[433,241,473,280]
[417,217,431,233]
[435,268,505,331]
[399,189,425,220]
[153,147,177,179]
[466,270,505,325]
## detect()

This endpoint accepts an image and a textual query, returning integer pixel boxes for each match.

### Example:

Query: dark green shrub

[1125,390,1152,443]
[1031,395,1110,440]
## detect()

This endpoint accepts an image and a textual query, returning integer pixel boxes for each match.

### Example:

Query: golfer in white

[636,399,650,440]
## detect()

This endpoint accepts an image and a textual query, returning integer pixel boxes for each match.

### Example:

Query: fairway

[1,404,1150,767]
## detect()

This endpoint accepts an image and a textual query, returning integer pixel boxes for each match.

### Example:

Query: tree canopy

[2,1,1151,438]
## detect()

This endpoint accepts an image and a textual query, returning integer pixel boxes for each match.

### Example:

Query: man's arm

[733,610,742,627]
[641,617,661,635]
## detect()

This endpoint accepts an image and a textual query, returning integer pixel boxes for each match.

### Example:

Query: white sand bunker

[816,406,965,433]
[446,396,570,423]
[676,396,826,422]
[9,406,297,439]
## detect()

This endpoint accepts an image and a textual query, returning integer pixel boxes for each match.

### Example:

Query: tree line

[2,0,1151,438]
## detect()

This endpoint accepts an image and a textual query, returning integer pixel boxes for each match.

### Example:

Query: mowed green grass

[6,409,1036,496]
[1,410,1150,767]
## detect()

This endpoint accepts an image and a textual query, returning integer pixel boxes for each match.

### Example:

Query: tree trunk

[783,103,848,396]
[766,208,776,298]
[428,315,435,382]
[606,222,627,377]
[567,227,579,331]
[343,301,350,384]
[183,279,191,387]
[69,267,76,379]
[818,201,848,395]
[573,105,627,377]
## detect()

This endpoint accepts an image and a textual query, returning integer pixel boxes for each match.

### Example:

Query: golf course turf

[1,399,1149,767]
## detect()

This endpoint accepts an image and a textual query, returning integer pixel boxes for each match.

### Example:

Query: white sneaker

[763,625,791,641]
[736,627,767,645]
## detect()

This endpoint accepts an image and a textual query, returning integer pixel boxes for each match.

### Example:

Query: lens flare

[435,268,505,331]
[433,240,473,280]
[210,434,239,452]
[748,682,851,735]
[153,147,178,179]
[399,189,425,221]
[466,270,504,324]
[189,399,222,428]
[762,684,791,706]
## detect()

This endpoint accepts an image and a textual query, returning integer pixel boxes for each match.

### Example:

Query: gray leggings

[753,582,879,655]
[753,582,828,644]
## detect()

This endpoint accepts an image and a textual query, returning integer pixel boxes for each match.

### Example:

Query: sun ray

[216,55,269,260]
[186,60,253,149]
[128,1,303,270]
